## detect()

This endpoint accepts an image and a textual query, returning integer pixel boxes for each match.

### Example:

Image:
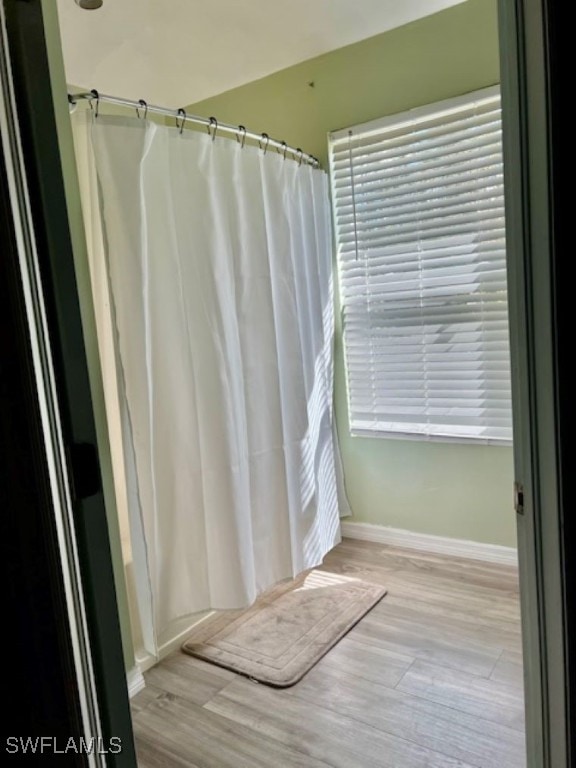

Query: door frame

[498,0,572,765]
[2,0,572,765]
[2,0,137,764]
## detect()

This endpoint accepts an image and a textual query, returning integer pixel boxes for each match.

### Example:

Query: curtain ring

[259,133,270,155]
[136,99,148,120]
[208,116,218,142]
[176,108,186,134]
[279,141,288,160]
[89,89,100,118]
[296,148,304,167]
[236,125,246,149]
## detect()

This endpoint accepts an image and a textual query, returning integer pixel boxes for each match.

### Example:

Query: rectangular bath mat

[182,569,386,687]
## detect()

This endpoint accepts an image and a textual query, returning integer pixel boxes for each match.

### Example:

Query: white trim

[126,666,146,699]
[135,611,216,673]
[134,652,156,674]
[330,85,501,143]
[341,521,518,566]
[350,428,513,447]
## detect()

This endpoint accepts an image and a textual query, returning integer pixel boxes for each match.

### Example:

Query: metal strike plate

[514,481,525,515]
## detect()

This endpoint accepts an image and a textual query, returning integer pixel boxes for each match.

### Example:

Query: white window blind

[329,87,512,443]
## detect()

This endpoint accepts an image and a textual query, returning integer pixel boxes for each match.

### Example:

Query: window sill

[349,428,513,447]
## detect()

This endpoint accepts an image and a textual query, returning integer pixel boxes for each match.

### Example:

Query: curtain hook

[208,116,218,142]
[89,88,100,118]
[236,125,246,149]
[296,148,304,167]
[279,141,288,160]
[136,99,148,120]
[259,133,269,155]
[176,108,186,134]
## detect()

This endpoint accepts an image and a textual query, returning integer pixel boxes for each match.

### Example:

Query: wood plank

[317,556,395,588]
[337,539,521,590]
[205,677,478,768]
[378,585,522,630]
[132,688,334,768]
[371,595,522,656]
[282,664,526,768]
[315,634,414,689]
[396,659,525,731]
[382,567,521,608]
[135,735,202,768]
[142,650,236,707]
[350,609,503,677]
[130,684,165,714]
[490,648,525,688]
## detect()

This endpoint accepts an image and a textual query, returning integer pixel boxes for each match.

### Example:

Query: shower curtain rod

[68,90,321,168]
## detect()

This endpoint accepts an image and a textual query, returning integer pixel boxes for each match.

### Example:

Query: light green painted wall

[42,0,135,669]
[191,0,516,547]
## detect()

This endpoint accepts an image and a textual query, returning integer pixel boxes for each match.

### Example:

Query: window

[329,87,512,443]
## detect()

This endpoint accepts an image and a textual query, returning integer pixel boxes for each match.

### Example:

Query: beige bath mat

[182,569,386,687]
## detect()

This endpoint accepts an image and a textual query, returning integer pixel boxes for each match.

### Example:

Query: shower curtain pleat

[74,111,344,652]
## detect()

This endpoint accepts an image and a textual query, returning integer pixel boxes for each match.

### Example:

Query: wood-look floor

[131,539,526,768]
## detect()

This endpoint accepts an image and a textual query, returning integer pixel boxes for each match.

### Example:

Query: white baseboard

[135,611,216,673]
[126,666,146,699]
[341,521,518,566]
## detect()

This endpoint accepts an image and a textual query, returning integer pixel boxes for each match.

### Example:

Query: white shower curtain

[73,111,343,651]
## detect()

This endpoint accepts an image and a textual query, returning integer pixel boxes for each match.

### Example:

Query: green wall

[43,0,135,668]
[190,0,516,547]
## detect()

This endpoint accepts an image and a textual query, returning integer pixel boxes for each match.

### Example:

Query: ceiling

[57,0,466,106]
